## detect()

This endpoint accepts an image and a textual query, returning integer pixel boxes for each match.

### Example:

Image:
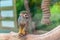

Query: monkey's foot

[18,33,28,37]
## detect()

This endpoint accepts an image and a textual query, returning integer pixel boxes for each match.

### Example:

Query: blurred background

[0,0,60,34]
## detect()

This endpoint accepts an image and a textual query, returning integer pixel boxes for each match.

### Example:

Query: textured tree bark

[41,0,51,25]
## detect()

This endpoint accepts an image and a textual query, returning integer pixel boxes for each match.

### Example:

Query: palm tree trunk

[41,0,51,25]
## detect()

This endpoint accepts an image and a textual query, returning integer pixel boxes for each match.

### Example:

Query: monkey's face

[20,13,29,19]
[24,14,29,19]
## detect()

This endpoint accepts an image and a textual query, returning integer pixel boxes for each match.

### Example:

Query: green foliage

[50,2,60,21]
[29,0,42,17]
[16,0,25,18]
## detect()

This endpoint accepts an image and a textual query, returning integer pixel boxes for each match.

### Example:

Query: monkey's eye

[25,15,28,17]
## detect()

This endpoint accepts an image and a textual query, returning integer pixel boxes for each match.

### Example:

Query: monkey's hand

[18,27,26,37]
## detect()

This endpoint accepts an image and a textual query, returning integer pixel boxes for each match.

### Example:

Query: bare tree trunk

[0,25,60,40]
[26,25,60,40]
[24,0,30,13]
[41,0,51,25]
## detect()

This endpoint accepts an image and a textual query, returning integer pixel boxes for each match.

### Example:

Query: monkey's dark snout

[26,17,29,19]
[25,14,29,19]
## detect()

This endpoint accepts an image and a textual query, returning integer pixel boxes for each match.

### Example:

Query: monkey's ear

[20,13,22,16]
[19,13,23,16]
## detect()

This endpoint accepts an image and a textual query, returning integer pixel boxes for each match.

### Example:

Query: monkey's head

[20,11,29,19]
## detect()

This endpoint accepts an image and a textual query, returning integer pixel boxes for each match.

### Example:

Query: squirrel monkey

[18,11,29,36]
